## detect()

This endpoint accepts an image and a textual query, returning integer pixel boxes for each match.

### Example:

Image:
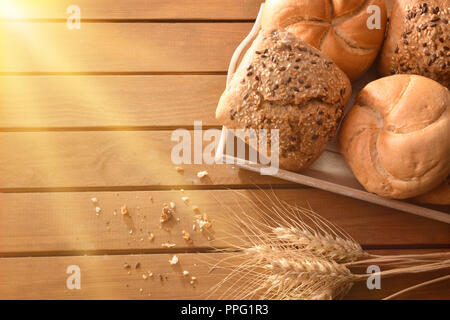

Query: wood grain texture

[0,75,223,128]
[0,0,263,20]
[0,189,449,255]
[0,130,288,190]
[0,22,251,73]
[0,250,448,300]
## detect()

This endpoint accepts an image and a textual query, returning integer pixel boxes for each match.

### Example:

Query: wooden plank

[0,189,449,255]
[0,0,396,20]
[0,0,263,20]
[0,250,448,300]
[0,130,288,190]
[0,22,251,73]
[0,75,224,128]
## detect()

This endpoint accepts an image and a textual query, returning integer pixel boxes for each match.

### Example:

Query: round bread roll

[339,74,450,199]
[379,0,449,88]
[217,29,351,172]
[413,176,450,205]
[261,0,387,80]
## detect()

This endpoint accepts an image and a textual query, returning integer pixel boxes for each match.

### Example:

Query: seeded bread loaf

[261,0,387,80]
[379,0,449,88]
[413,176,450,205]
[339,75,450,199]
[216,29,351,172]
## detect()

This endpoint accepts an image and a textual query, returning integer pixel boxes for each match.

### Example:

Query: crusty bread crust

[261,0,387,80]
[217,29,351,172]
[339,75,450,199]
[379,0,449,88]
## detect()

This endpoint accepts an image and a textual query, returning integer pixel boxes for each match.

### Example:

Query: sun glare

[0,1,24,19]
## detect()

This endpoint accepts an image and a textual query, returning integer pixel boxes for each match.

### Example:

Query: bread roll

[379,0,449,88]
[413,176,450,205]
[261,0,387,80]
[217,29,351,172]
[339,74,450,199]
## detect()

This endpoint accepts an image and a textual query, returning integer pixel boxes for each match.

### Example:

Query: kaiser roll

[217,29,351,172]
[339,74,450,199]
[379,0,450,88]
[261,0,388,80]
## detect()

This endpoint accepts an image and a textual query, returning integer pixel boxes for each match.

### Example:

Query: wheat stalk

[205,190,450,300]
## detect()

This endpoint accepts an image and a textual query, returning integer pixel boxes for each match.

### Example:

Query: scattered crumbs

[183,270,190,276]
[169,255,179,265]
[129,230,133,235]
[95,207,102,214]
[123,263,131,269]
[175,166,184,173]
[191,276,197,281]
[91,197,98,204]
[182,196,190,203]
[121,205,128,215]
[169,202,176,209]
[192,206,200,213]
[148,233,155,241]
[148,272,153,278]
[161,242,176,248]
[197,170,208,178]
[142,274,148,280]
[160,203,174,223]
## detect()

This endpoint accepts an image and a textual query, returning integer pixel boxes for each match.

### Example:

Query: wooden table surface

[0,0,449,300]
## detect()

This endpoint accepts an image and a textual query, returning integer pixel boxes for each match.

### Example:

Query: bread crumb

[113,210,117,216]
[91,197,98,204]
[182,230,191,242]
[121,205,128,215]
[196,213,211,230]
[169,255,179,265]
[197,171,208,178]
[175,166,184,173]
[181,196,190,203]
[95,207,102,214]
[148,233,154,241]
[160,204,174,223]
[169,202,176,209]
[192,206,200,213]
[183,270,190,276]
[161,242,176,248]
